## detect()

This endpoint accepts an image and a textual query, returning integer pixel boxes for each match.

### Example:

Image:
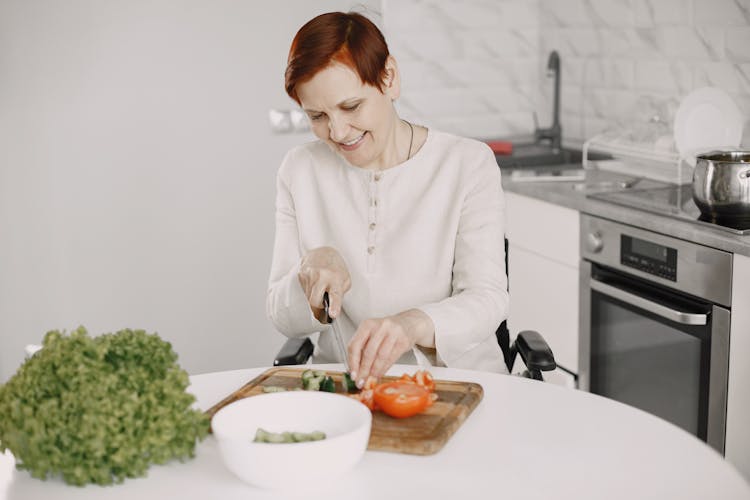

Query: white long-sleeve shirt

[266,129,509,373]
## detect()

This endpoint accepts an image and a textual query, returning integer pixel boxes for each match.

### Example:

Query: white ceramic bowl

[211,391,372,490]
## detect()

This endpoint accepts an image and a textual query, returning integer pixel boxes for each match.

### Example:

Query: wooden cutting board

[204,367,483,455]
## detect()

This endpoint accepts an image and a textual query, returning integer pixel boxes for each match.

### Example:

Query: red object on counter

[486,140,513,155]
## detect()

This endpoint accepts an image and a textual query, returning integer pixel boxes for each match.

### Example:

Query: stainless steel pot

[692,150,750,220]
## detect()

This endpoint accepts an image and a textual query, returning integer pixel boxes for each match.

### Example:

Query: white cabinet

[505,192,580,374]
[726,252,750,481]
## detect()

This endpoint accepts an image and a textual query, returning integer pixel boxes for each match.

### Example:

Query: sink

[495,142,611,168]
[505,162,644,193]
[495,143,572,167]
[571,178,642,192]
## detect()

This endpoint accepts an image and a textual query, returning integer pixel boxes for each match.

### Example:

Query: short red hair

[285,12,390,105]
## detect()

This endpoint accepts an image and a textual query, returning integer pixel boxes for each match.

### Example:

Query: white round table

[1,364,748,499]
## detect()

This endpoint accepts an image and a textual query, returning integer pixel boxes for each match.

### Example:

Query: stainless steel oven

[579,214,732,454]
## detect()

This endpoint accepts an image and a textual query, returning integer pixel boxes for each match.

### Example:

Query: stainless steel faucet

[534,50,562,152]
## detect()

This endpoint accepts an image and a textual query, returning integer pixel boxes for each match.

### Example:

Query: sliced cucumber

[301,369,315,383]
[253,428,326,443]
[304,377,321,391]
[308,431,326,441]
[320,375,335,393]
[262,385,287,393]
[343,373,358,393]
[292,432,311,442]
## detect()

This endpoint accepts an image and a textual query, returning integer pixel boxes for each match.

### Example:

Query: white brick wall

[383,0,542,139]
[541,0,750,144]
[382,0,750,146]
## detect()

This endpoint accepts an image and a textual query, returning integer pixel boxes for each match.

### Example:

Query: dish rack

[582,132,692,185]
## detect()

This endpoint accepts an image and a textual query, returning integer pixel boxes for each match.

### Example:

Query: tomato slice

[397,370,435,392]
[348,376,380,410]
[373,381,432,418]
[414,370,435,392]
[349,389,376,410]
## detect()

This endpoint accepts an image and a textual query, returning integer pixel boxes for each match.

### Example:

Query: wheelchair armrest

[273,337,314,366]
[515,330,556,373]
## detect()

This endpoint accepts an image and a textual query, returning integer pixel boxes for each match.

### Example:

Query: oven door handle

[590,278,709,325]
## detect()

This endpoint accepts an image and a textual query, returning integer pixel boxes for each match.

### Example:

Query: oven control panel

[621,234,677,281]
[580,214,733,307]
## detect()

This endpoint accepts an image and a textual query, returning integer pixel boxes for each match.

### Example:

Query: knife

[323,291,351,374]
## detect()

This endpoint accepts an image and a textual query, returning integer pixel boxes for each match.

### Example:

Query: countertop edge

[501,173,750,258]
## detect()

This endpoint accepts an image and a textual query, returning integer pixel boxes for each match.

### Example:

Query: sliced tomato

[348,376,380,410]
[373,381,433,419]
[414,370,435,392]
[362,376,379,391]
[349,389,376,410]
[397,370,436,392]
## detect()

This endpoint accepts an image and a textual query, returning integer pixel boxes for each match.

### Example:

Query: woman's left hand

[347,309,435,387]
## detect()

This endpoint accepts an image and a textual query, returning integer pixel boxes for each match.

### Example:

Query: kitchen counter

[500,166,750,257]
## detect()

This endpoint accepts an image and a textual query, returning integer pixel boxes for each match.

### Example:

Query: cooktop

[589,184,750,236]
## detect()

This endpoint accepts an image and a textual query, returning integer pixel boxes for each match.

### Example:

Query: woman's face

[296,59,401,170]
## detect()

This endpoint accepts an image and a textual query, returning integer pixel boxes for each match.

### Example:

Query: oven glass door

[589,264,713,439]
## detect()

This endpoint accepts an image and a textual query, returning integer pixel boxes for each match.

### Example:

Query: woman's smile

[338,132,366,151]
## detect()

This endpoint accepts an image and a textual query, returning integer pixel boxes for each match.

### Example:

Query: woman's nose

[328,117,348,142]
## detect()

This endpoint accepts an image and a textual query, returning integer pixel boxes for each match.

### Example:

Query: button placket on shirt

[366,171,381,272]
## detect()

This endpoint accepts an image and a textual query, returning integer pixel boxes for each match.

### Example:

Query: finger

[369,333,399,378]
[309,281,329,313]
[357,325,387,384]
[348,321,374,382]
[327,288,344,318]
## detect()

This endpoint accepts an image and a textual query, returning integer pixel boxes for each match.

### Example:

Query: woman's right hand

[298,246,351,323]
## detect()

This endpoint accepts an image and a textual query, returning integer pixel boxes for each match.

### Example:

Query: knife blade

[323,291,351,374]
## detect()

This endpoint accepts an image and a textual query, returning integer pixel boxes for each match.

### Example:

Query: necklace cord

[405,120,414,161]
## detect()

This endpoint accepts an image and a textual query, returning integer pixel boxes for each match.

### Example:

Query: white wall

[0,0,379,382]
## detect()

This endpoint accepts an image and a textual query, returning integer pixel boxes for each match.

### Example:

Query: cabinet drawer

[506,192,579,268]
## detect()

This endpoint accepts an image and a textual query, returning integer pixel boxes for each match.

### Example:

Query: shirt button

[374,173,382,182]
[370,198,378,207]
[367,246,375,254]
[369,223,376,231]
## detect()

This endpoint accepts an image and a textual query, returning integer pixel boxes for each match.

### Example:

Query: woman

[266,12,508,386]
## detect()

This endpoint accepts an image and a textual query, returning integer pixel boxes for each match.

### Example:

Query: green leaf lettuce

[0,327,210,486]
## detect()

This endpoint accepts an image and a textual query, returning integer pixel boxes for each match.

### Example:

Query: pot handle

[741,169,750,179]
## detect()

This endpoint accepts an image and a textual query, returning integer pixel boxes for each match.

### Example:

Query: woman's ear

[382,55,401,100]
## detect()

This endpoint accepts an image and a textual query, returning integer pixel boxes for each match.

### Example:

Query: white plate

[673,87,744,166]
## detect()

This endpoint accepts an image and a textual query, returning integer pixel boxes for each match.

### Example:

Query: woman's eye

[309,113,325,121]
[343,103,360,112]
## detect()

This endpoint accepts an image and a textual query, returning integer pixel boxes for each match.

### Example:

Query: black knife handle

[322,291,333,324]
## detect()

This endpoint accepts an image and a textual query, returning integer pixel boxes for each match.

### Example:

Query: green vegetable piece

[266,432,287,444]
[304,377,321,391]
[301,369,315,382]
[262,386,287,393]
[291,432,310,442]
[312,370,326,378]
[309,431,326,441]
[254,428,326,443]
[320,376,335,393]
[0,327,210,486]
[343,373,358,393]
[253,428,271,442]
